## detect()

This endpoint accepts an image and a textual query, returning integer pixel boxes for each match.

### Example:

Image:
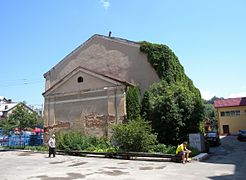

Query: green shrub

[24,146,48,151]
[111,117,157,152]
[56,131,114,152]
[5,145,48,151]
[148,144,176,154]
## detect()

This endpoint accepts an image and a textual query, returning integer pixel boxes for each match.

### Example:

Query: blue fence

[0,129,43,147]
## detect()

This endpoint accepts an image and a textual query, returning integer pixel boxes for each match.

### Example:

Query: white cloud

[226,92,246,98]
[100,0,110,10]
[201,90,215,100]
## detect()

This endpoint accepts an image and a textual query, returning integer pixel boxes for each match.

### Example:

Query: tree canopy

[0,104,42,133]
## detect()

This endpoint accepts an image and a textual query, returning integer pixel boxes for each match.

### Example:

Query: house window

[225,111,230,116]
[235,110,240,116]
[221,110,241,117]
[230,111,235,116]
[77,76,83,83]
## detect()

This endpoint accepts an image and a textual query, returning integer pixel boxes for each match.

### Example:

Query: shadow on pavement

[204,135,246,180]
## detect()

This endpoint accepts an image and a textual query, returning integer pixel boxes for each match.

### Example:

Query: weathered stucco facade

[43,34,160,137]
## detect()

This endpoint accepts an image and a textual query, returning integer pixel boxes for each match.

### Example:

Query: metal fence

[0,129,43,147]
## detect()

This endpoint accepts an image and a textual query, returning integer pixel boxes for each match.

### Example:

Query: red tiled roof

[214,97,246,108]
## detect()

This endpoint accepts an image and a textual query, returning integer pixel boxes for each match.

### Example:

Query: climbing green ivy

[140,41,204,145]
[140,42,187,84]
[140,41,201,95]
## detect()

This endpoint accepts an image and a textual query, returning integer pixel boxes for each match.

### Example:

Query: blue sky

[0,0,246,106]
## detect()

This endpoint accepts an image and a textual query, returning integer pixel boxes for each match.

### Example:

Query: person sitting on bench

[176,141,191,164]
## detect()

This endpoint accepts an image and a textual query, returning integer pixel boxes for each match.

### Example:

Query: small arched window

[77,76,83,83]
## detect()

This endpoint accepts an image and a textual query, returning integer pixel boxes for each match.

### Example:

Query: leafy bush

[111,117,157,152]
[148,144,176,154]
[56,131,114,152]
[24,146,48,151]
[5,145,48,151]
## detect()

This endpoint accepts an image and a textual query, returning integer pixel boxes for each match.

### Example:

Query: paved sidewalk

[0,150,236,180]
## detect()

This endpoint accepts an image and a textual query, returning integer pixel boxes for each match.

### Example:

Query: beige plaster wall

[44,85,126,137]
[44,35,160,94]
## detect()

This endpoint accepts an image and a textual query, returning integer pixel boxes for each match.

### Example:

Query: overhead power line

[0,81,43,87]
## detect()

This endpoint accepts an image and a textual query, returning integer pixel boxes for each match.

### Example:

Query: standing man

[176,141,191,164]
[48,134,56,158]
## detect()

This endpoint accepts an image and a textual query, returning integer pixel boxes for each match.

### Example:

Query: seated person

[176,141,192,163]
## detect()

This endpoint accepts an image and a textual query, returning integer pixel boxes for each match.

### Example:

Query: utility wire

[0,78,42,83]
[0,81,43,87]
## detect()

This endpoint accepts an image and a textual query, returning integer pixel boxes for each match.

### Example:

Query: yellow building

[214,97,246,135]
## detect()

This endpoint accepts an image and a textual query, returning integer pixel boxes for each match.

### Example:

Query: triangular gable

[44,34,139,78]
[43,66,133,97]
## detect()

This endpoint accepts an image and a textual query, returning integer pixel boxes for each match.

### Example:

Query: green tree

[126,86,141,120]
[0,117,18,134]
[111,117,157,152]
[206,96,224,105]
[0,104,40,132]
[142,81,204,145]
[204,103,218,130]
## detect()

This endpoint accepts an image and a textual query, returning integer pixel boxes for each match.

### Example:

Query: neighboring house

[29,105,43,117]
[0,96,35,119]
[43,34,160,137]
[214,97,246,134]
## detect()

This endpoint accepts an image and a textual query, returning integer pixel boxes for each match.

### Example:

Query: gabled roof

[43,66,134,96]
[214,97,246,108]
[44,34,139,78]
[0,102,34,114]
[0,102,18,112]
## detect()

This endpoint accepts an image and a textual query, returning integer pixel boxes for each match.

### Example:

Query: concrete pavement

[0,136,245,180]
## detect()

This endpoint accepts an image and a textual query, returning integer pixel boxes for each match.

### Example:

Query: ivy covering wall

[140,41,204,145]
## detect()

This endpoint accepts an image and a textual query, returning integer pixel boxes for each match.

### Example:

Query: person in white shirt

[48,134,56,158]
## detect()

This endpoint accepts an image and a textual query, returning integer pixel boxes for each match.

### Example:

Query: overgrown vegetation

[56,131,117,153]
[111,117,157,152]
[140,42,204,145]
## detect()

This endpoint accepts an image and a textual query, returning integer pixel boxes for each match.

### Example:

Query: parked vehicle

[237,130,246,141]
[205,131,221,146]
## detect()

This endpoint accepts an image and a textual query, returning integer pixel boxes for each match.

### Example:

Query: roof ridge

[94,34,139,46]
[214,97,246,108]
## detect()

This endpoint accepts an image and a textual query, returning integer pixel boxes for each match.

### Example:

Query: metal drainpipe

[114,86,118,124]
